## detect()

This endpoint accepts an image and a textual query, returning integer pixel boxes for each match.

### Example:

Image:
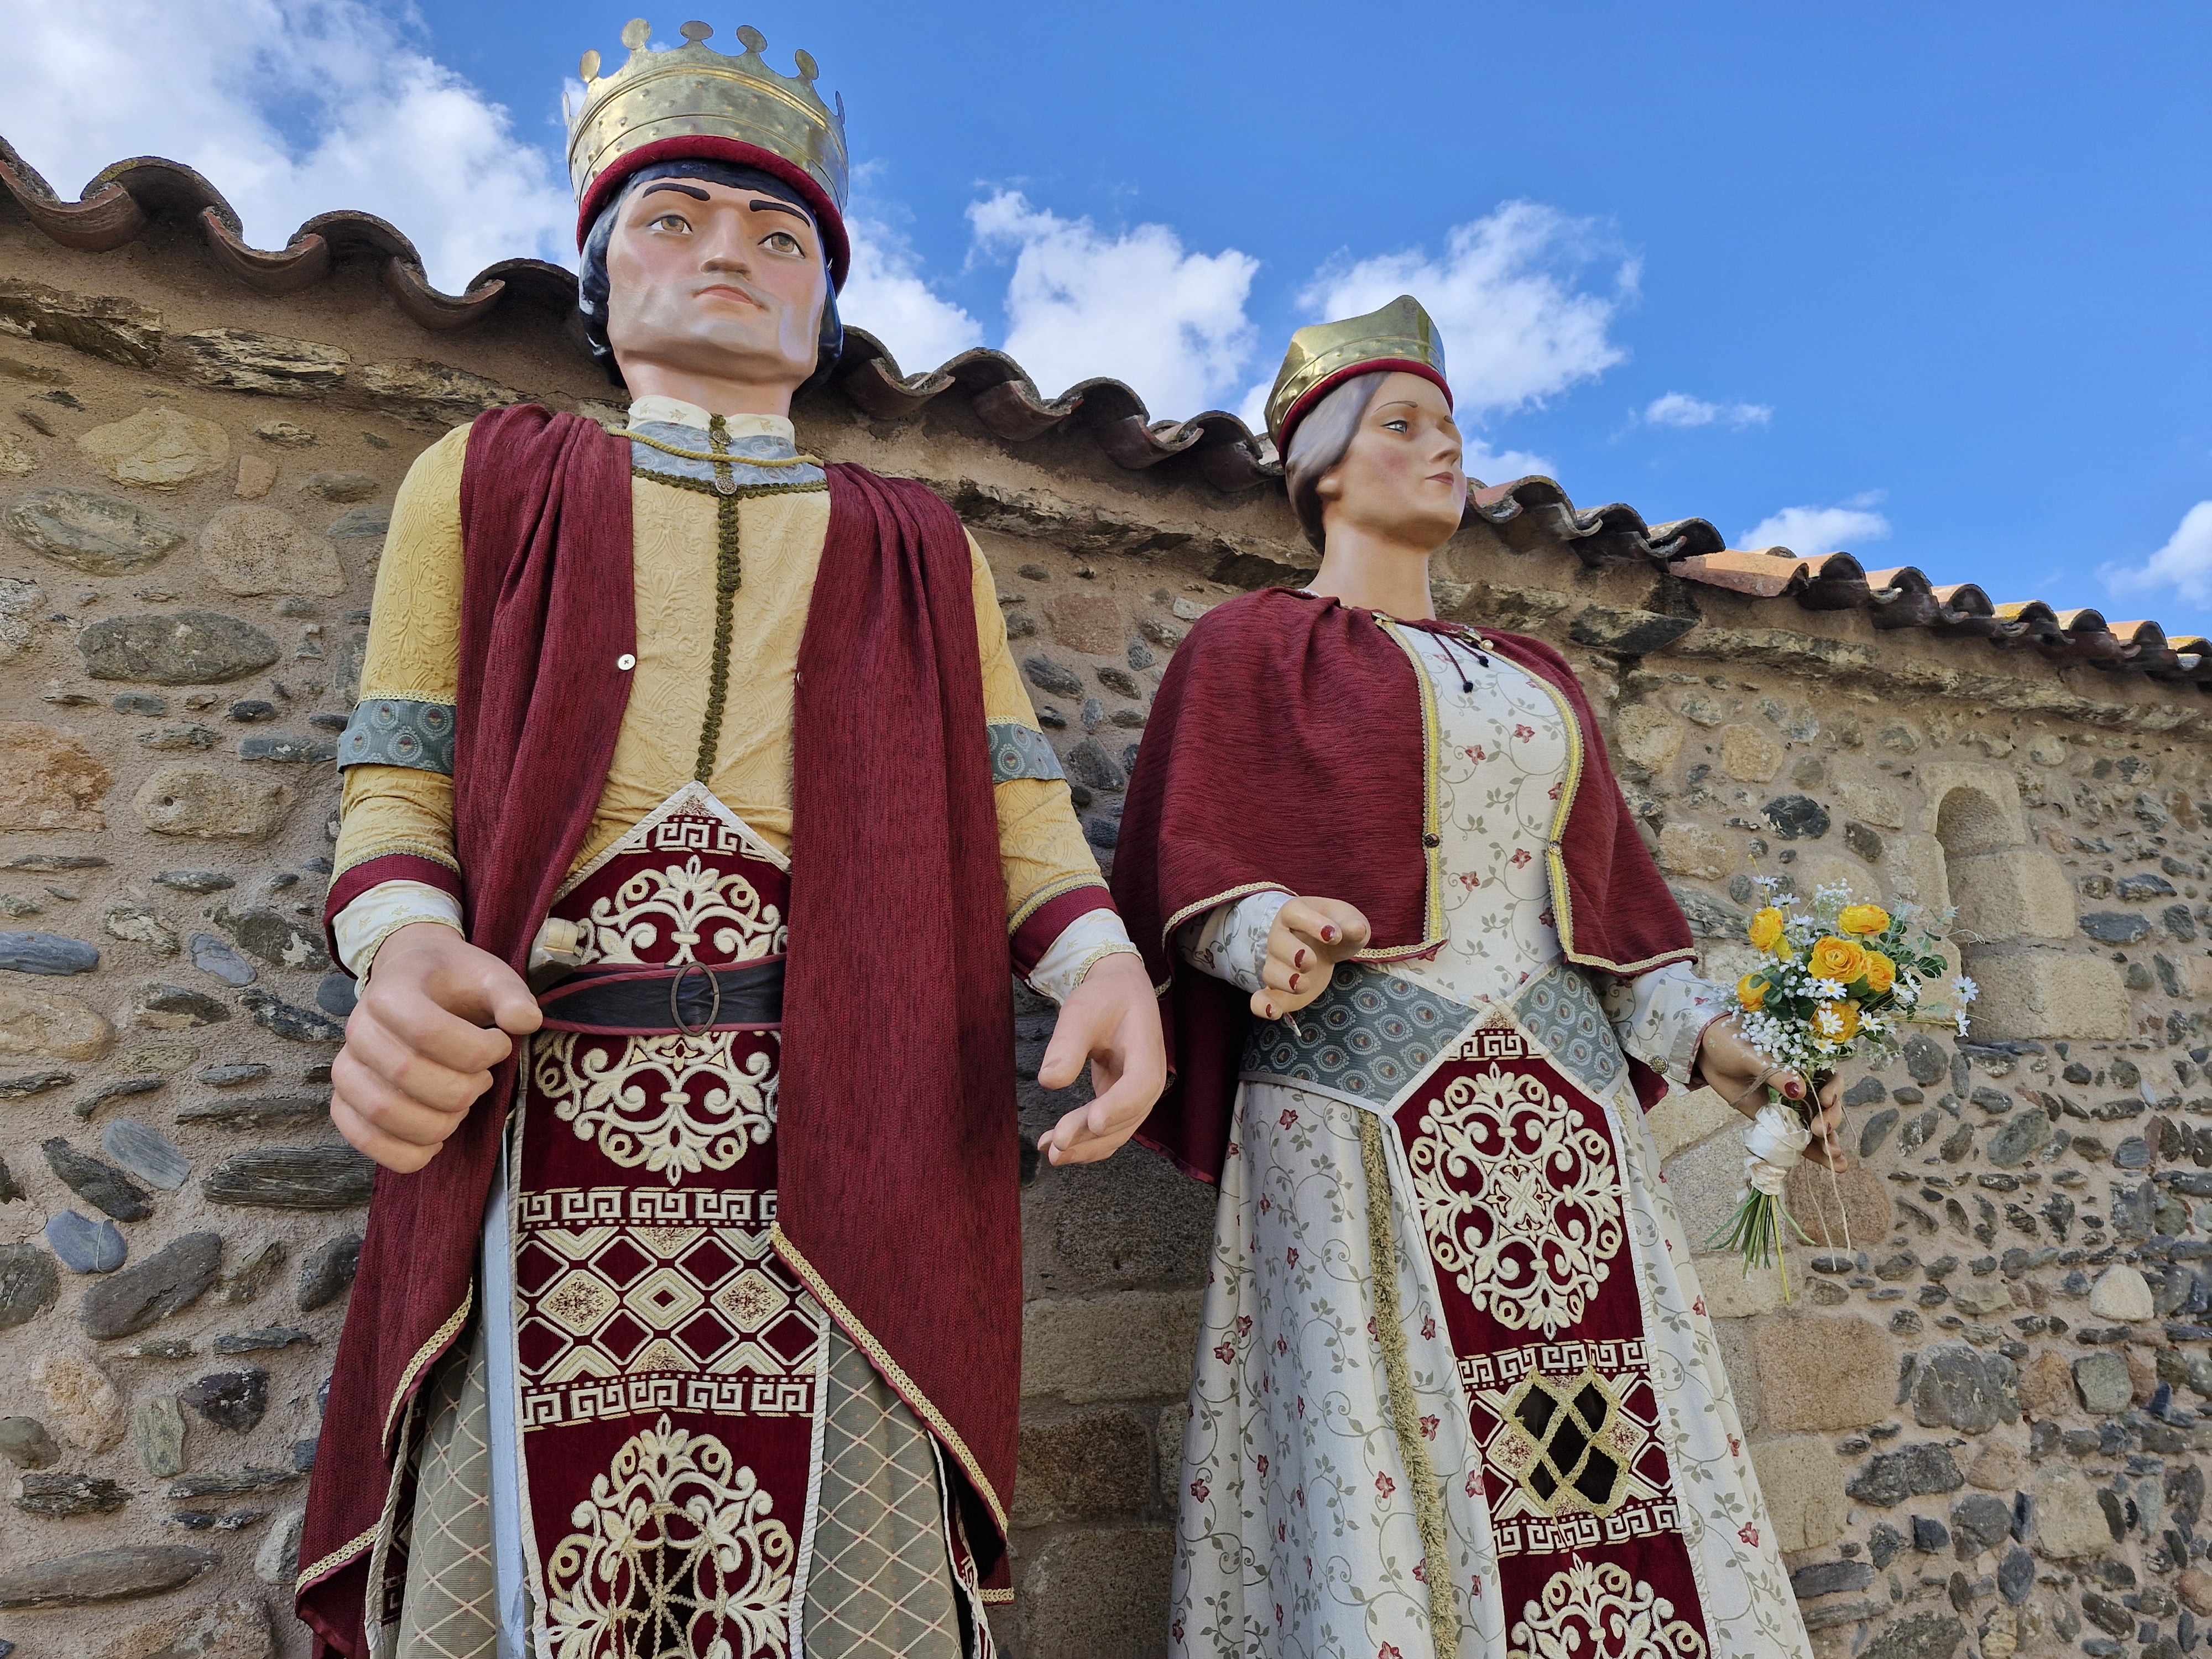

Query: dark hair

[1281,372,1387,552]
[577,159,844,392]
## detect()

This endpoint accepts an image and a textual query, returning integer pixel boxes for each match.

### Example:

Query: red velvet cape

[301,408,1021,1651]
[1110,587,1694,1186]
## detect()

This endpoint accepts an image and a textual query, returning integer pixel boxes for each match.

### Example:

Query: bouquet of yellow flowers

[1708,881,1974,1292]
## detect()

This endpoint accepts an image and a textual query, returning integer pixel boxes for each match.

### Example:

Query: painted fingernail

[1289,974,1301,992]
[1322,926,1338,942]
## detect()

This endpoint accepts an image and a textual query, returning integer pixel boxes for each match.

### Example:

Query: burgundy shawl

[1110,587,1693,1186]
[302,410,1021,1651]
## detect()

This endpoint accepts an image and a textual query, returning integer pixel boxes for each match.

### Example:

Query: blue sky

[10,1,2212,639]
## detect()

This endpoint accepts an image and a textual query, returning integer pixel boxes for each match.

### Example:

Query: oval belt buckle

[669,962,724,1042]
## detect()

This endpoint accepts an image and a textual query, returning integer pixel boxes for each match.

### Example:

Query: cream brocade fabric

[335,418,1099,922]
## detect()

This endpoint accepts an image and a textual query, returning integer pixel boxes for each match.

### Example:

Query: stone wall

[2,194,2211,1659]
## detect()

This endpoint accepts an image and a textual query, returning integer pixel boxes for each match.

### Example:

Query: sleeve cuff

[332,879,464,979]
[1178,890,1293,997]
[1011,883,1117,980]
[1027,909,1140,1006]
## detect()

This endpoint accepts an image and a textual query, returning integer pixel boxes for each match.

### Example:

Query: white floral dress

[1171,628,1811,1659]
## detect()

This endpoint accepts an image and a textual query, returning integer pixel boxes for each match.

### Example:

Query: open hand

[1249,897,1372,1021]
[330,922,542,1173]
[1695,1018,1848,1171]
[1035,951,1167,1167]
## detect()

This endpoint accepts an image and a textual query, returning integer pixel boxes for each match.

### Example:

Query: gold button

[617,653,637,671]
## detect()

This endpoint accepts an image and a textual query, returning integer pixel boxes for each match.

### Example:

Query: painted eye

[763,230,802,253]
[650,213,691,233]
[1384,419,1410,433]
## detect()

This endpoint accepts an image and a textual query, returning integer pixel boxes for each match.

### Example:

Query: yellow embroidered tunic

[333,400,1126,992]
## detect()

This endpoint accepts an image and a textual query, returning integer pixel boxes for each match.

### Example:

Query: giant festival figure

[1113,298,1845,1658]
[295,21,1165,1658]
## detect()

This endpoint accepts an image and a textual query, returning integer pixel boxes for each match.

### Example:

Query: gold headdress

[565,18,851,284]
[1264,294,1450,452]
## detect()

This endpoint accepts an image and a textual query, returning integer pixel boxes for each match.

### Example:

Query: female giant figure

[1113,297,1838,1659]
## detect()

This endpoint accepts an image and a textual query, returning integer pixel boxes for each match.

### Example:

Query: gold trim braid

[1511,648,1693,979]
[1359,1112,1459,1658]
[380,1286,474,1453]
[295,1521,380,1596]
[1378,617,1448,948]
[771,1223,1010,1538]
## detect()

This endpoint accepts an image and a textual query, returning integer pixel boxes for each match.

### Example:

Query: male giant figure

[296,23,1164,1658]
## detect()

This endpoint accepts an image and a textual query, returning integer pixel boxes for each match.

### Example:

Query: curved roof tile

[0,134,2200,692]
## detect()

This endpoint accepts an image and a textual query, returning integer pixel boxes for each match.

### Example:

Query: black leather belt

[536,957,785,1036]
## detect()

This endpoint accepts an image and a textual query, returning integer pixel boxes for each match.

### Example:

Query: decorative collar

[620,398,823,492]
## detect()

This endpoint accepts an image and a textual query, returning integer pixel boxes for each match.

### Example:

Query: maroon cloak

[301,408,1031,1651]
[1110,587,1694,1186]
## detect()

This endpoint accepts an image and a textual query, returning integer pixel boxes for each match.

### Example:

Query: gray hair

[1281,372,1387,552]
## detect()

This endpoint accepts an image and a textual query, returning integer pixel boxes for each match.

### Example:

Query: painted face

[1316,372,1468,550]
[602,177,828,393]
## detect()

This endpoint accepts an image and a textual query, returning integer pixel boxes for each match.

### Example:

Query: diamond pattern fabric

[802,1327,966,1659]
[396,1323,499,1659]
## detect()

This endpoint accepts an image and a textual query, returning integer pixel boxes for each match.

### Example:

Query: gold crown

[1265,294,1450,451]
[566,19,850,267]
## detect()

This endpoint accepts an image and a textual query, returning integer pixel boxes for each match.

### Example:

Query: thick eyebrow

[639,183,811,232]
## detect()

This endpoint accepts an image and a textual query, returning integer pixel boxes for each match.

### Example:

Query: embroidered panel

[986,719,1065,786]
[1506,1558,1708,1659]
[512,1185,819,1432]
[510,790,819,1658]
[1240,962,1473,1105]
[575,854,787,968]
[338,696,456,775]
[1403,1034,1624,1339]
[1459,1337,1677,1558]
[1389,1011,1713,1644]
[531,1031,778,1181]
[544,1413,799,1659]
[1509,962,1624,1103]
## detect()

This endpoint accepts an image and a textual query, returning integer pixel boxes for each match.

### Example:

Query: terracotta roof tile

[1,135,2201,693]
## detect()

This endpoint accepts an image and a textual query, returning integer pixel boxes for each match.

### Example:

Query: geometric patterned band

[339,703,1055,790]
[337,696,456,775]
[987,720,1065,785]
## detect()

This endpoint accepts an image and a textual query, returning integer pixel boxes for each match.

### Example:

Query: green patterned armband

[987,721,1065,785]
[338,697,457,776]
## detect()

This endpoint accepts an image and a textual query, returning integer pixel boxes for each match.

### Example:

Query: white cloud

[1462,441,1557,484]
[1739,494,1893,553]
[1644,391,1771,430]
[1298,202,1633,418]
[2103,501,2212,606]
[968,190,1259,418]
[1,0,573,293]
[841,214,984,372]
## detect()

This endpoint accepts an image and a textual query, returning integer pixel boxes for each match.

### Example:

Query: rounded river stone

[0,932,100,976]
[202,1145,373,1209]
[1,487,184,574]
[0,1544,218,1609]
[79,612,281,685]
[188,933,256,987]
[101,1118,190,1190]
[0,1243,60,1330]
[78,1231,222,1339]
[44,1210,126,1274]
